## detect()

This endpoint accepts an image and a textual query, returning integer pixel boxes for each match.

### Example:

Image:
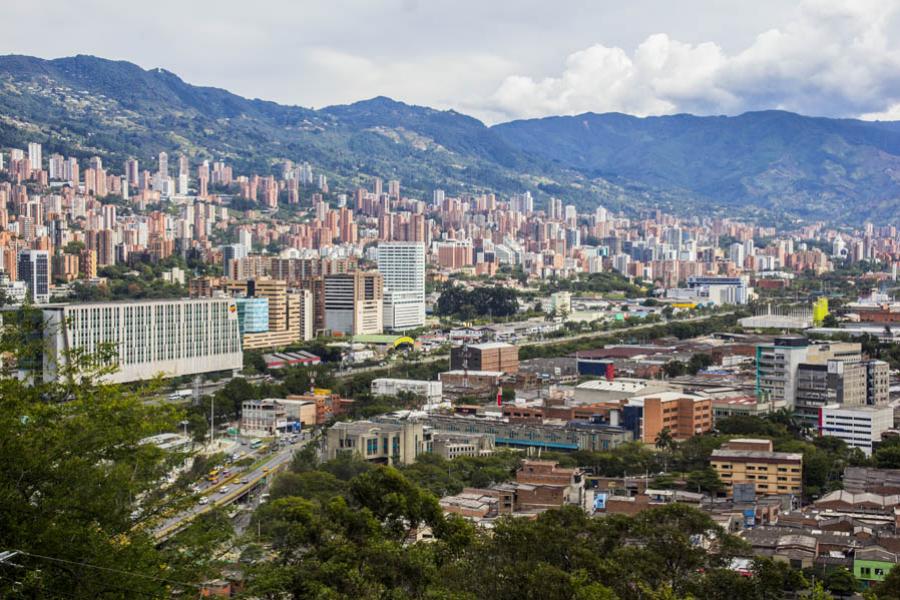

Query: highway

[151,438,302,543]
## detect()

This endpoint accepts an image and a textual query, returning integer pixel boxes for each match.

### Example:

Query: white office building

[371,378,443,405]
[42,298,243,384]
[376,242,425,331]
[818,404,894,456]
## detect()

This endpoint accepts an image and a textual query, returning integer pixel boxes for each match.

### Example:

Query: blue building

[235,297,269,334]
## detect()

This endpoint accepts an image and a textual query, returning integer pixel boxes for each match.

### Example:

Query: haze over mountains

[2,54,900,224]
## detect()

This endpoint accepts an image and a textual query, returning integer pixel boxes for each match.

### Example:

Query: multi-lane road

[152,438,302,542]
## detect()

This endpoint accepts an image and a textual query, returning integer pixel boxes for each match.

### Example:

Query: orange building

[637,393,713,444]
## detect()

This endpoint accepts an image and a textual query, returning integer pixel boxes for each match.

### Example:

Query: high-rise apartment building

[27,142,41,171]
[158,151,168,178]
[376,241,425,331]
[17,249,50,304]
[324,271,383,335]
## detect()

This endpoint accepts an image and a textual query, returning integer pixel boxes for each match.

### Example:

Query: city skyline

[4,1,900,123]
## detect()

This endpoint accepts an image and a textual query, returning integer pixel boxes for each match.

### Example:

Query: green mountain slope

[3,54,900,223]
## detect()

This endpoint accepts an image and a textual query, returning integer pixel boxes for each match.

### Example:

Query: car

[262,466,270,474]
[198,496,209,505]
[219,485,230,494]
[241,477,250,484]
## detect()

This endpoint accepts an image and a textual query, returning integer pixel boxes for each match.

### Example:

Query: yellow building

[710,438,802,496]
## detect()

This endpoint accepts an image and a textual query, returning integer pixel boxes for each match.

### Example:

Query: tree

[687,353,713,375]
[663,360,686,378]
[874,445,900,469]
[348,466,443,540]
[824,567,857,598]
[872,563,900,599]
[686,467,725,494]
[822,313,840,328]
[655,427,675,452]
[0,307,213,597]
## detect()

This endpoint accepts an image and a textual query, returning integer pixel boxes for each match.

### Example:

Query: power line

[11,550,201,590]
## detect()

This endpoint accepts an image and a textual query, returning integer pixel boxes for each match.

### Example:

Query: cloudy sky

[5,0,900,123]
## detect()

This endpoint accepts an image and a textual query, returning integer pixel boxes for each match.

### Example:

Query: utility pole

[210,395,215,447]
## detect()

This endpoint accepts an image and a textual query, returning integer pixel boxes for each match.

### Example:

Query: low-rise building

[818,404,894,456]
[710,438,803,496]
[431,432,495,459]
[425,413,631,452]
[325,419,426,466]
[241,399,287,435]
[371,378,443,405]
[854,547,898,588]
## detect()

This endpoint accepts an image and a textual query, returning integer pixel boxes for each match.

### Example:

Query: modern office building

[41,297,243,384]
[818,404,894,456]
[666,275,754,306]
[376,242,426,331]
[324,271,383,335]
[756,336,862,412]
[225,279,313,349]
[710,439,803,496]
[235,297,269,334]
[17,249,50,304]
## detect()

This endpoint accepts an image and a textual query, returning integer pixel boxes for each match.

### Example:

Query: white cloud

[484,0,900,121]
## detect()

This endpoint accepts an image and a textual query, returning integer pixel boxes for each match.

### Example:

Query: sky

[5,0,900,124]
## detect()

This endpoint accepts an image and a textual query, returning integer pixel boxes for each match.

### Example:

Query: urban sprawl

[4,142,900,597]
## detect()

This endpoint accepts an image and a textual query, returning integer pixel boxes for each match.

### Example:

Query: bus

[249,439,263,450]
[207,468,220,482]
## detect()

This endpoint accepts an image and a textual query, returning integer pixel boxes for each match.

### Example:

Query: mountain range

[2,54,900,225]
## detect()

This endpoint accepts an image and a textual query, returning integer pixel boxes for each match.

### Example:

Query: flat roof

[711,449,803,461]
[469,342,516,350]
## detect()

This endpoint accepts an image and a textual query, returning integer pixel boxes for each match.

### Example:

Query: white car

[198,496,209,505]
[219,486,230,494]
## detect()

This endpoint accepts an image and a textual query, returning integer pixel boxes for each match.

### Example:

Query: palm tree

[655,427,676,473]
[655,427,675,451]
